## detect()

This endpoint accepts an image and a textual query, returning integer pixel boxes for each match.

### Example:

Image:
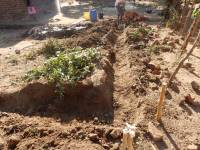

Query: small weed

[128,27,150,42]
[24,128,40,137]
[23,47,101,99]
[146,45,160,55]
[41,39,64,58]
[25,50,42,60]
[192,8,200,18]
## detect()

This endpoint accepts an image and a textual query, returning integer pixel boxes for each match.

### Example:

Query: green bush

[23,47,101,98]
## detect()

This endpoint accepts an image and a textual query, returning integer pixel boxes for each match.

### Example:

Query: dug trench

[0,20,152,119]
[0,20,119,119]
[0,19,163,149]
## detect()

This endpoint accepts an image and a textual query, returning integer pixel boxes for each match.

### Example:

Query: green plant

[146,45,160,55]
[25,50,42,60]
[192,8,200,18]
[129,27,150,42]
[41,39,64,58]
[23,47,101,99]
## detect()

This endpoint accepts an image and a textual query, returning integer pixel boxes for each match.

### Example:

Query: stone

[7,135,21,149]
[191,81,200,92]
[149,82,159,91]
[15,49,20,54]
[187,144,198,150]
[168,41,176,48]
[93,117,99,122]
[148,122,163,141]
[88,133,99,142]
[184,94,200,106]
[174,38,180,44]
[110,128,122,139]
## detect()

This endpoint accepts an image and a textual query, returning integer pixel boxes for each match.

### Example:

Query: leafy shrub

[23,47,101,98]
[128,27,150,42]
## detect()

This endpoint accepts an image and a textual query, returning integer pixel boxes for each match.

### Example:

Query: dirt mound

[0,62,113,117]
[26,21,93,40]
[64,19,118,48]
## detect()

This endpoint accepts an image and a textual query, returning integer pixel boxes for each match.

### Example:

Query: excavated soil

[0,18,200,150]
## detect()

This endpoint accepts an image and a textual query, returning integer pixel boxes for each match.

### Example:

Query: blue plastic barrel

[90,9,97,22]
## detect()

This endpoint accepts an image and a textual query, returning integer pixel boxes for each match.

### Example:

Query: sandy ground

[0,0,200,150]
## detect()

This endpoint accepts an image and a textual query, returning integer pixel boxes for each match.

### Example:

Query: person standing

[115,0,126,25]
[26,0,37,20]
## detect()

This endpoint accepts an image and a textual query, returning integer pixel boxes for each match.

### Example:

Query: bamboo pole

[181,15,200,52]
[156,82,167,122]
[168,30,200,88]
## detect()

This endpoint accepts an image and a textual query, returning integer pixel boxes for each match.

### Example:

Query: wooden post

[121,133,134,150]
[181,15,200,52]
[168,30,200,86]
[156,82,167,122]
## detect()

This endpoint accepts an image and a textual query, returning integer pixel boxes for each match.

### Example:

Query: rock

[149,82,159,91]
[102,143,110,149]
[162,37,169,44]
[168,41,176,48]
[0,137,5,149]
[93,117,99,122]
[191,81,200,92]
[15,49,20,54]
[185,94,197,106]
[88,133,99,142]
[148,122,163,141]
[187,144,198,150]
[111,143,120,150]
[160,45,172,52]
[174,39,180,44]
[7,135,21,149]
[110,128,122,139]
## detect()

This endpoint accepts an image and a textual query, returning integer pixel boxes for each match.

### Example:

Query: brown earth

[0,15,200,150]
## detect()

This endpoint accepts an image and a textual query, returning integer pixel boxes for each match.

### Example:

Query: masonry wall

[0,0,27,22]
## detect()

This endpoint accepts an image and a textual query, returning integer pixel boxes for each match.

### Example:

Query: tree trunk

[168,30,200,87]
[181,15,200,51]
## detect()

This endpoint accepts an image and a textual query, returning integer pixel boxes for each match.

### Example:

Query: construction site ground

[0,0,200,150]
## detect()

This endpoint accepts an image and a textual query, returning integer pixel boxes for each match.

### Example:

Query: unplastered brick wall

[0,0,27,22]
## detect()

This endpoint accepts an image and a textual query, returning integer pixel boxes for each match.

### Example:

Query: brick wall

[0,0,27,22]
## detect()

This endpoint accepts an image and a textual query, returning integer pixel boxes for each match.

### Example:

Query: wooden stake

[121,133,134,150]
[181,15,200,52]
[156,82,167,122]
[168,30,200,87]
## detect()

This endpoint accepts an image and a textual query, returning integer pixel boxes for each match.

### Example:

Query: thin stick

[156,82,167,122]
[168,30,200,87]
[181,15,200,52]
